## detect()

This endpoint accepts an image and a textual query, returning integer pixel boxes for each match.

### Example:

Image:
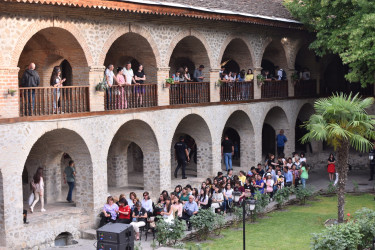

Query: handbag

[28,193,35,206]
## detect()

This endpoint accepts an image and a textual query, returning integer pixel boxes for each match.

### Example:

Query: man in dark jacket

[21,63,40,115]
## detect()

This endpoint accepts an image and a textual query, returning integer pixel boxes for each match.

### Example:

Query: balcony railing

[261,80,288,99]
[19,86,90,117]
[104,84,157,110]
[169,82,210,105]
[220,81,254,102]
[294,80,317,98]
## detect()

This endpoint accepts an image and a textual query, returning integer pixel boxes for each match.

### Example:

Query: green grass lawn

[186,194,375,250]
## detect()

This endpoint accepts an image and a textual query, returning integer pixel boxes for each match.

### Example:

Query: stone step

[80,229,97,240]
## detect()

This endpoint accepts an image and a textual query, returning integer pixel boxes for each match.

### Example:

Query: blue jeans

[25,89,35,116]
[224,153,232,171]
[67,181,75,201]
[223,197,233,211]
[301,178,307,188]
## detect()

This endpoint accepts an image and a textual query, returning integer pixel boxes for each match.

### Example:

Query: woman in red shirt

[118,198,131,224]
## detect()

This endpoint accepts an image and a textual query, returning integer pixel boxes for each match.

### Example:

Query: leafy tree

[284,0,375,87]
[301,93,375,222]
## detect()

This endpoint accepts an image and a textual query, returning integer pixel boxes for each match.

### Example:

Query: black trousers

[175,159,186,178]
[370,164,375,179]
[277,146,284,156]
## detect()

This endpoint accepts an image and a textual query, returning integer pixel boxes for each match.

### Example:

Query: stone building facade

[0,0,340,248]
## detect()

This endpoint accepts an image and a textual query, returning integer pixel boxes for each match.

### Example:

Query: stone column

[253,125,263,165]
[88,66,106,112]
[0,67,20,118]
[157,67,170,106]
[253,67,262,99]
[209,68,220,102]
[287,69,295,97]
[159,148,171,193]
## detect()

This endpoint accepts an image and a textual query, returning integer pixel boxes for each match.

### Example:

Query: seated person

[160,197,174,223]
[118,198,131,224]
[233,181,245,202]
[127,192,137,210]
[211,186,224,213]
[179,187,190,204]
[141,191,153,217]
[197,188,209,209]
[172,196,183,218]
[130,202,147,241]
[100,196,119,227]
[181,195,198,231]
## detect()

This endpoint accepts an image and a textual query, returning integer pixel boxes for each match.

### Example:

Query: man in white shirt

[105,64,115,109]
[124,62,136,85]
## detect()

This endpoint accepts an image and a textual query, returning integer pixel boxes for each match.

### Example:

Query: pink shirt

[116,74,125,85]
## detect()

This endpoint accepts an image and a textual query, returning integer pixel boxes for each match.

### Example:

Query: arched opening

[262,40,288,77]
[107,120,159,192]
[0,170,4,247]
[17,27,89,87]
[262,107,289,158]
[104,33,157,83]
[171,114,212,180]
[262,124,275,156]
[54,232,76,246]
[22,129,93,215]
[221,38,253,74]
[295,103,315,153]
[295,103,315,152]
[59,60,73,86]
[295,45,317,80]
[222,110,255,170]
[169,36,210,80]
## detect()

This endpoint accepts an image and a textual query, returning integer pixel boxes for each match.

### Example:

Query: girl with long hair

[50,66,66,114]
[30,167,45,213]
[160,197,173,223]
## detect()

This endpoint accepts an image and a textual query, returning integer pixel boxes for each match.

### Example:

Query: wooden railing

[19,86,90,117]
[169,82,210,105]
[294,80,317,98]
[104,84,157,110]
[220,81,254,102]
[261,80,288,99]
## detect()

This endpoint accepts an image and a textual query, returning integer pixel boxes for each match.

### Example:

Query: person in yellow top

[245,69,254,81]
[238,170,246,186]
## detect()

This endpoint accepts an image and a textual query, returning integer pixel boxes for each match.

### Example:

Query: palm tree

[302,92,375,223]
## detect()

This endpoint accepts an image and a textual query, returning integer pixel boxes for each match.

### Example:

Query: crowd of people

[100,135,311,240]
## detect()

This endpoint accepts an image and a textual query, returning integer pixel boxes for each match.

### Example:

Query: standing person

[21,63,40,116]
[174,136,190,179]
[221,135,234,171]
[300,162,309,188]
[64,160,76,203]
[182,66,192,82]
[50,66,66,114]
[284,166,293,187]
[369,144,375,181]
[327,153,336,182]
[245,69,254,81]
[115,67,126,109]
[123,62,136,107]
[193,65,205,82]
[30,167,45,213]
[105,64,116,110]
[134,64,146,107]
[276,129,288,156]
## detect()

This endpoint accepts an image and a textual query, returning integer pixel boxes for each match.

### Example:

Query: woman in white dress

[160,197,174,223]
[30,167,46,213]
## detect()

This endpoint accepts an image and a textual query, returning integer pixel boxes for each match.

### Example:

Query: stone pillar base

[0,67,20,118]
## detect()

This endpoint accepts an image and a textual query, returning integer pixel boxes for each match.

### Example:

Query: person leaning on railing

[50,66,66,114]
[134,64,146,107]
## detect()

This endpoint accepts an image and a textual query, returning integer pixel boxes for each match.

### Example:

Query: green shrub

[232,206,243,228]
[254,191,269,214]
[295,185,314,205]
[190,209,224,241]
[273,187,292,209]
[327,182,337,195]
[155,216,185,246]
[353,208,375,249]
[311,221,363,250]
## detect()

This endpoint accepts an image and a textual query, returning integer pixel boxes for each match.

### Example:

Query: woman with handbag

[30,167,46,213]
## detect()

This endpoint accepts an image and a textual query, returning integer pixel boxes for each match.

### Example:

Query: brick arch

[221,109,256,168]
[11,20,94,67]
[21,128,94,210]
[169,113,213,178]
[261,37,290,73]
[281,38,304,70]
[254,37,272,68]
[217,36,256,69]
[98,24,161,67]
[165,29,213,69]
[107,119,160,192]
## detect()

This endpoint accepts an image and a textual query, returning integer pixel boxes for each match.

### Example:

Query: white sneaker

[41,209,46,212]
[30,207,33,213]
